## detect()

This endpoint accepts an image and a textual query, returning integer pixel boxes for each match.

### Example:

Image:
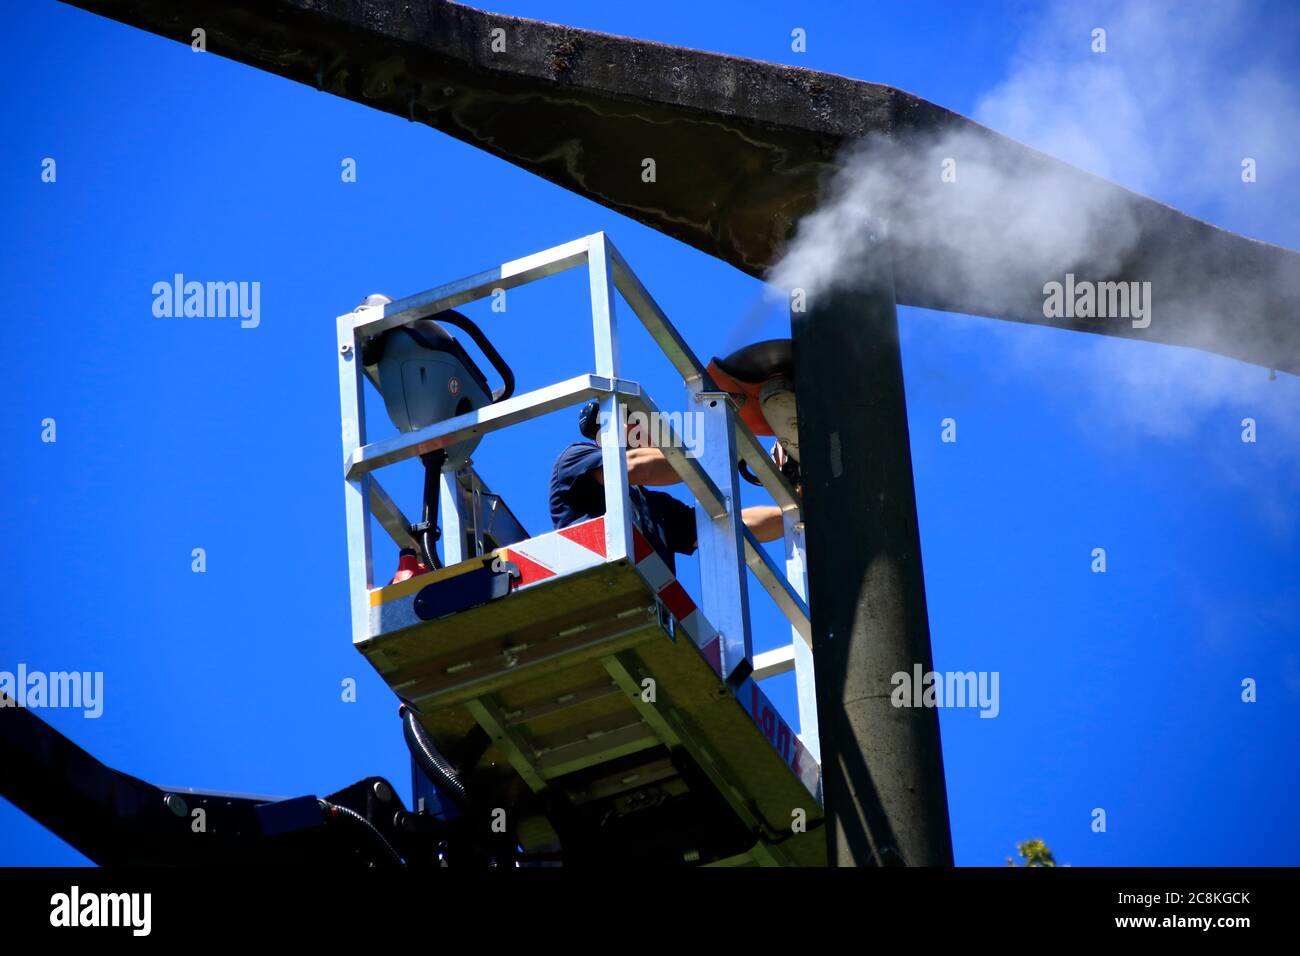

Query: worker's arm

[592,454,784,541]
[591,447,682,487]
[742,505,783,543]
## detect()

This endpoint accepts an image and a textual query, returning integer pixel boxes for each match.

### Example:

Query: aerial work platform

[364,518,822,865]
[337,234,823,865]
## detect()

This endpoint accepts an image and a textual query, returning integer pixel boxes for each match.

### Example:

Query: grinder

[705,339,801,488]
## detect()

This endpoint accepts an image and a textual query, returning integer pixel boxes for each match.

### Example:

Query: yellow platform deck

[358,550,824,866]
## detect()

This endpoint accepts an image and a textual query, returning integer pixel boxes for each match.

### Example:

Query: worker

[549,400,784,571]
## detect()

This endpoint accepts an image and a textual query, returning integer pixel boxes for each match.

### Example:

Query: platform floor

[358,553,824,866]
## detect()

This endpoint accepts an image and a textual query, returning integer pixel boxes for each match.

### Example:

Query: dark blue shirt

[549,442,698,572]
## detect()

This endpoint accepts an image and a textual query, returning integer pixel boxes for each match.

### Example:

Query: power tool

[706,339,801,489]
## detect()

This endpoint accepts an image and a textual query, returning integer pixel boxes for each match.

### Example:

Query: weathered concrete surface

[794,242,954,867]
[60,0,1300,373]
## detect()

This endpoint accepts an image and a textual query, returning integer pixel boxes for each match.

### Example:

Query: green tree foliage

[1006,839,1058,867]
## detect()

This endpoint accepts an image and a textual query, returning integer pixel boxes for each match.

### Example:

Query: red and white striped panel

[501,518,723,675]
[629,528,723,676]
[501,516,609,588]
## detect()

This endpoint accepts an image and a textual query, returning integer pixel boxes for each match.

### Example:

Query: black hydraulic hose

[435,310,516,402]
[737,458,763,486]
[420,452,445,569]
[400,704,468,809]
[317,799,404,866]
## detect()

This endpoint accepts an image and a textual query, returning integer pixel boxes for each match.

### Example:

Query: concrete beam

[61,0,1300,374]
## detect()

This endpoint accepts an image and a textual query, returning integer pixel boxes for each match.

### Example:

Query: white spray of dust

[764,0,1300,528]
[766,126,1148,313]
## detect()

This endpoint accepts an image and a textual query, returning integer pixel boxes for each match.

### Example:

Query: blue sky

[2,0,1297,866]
